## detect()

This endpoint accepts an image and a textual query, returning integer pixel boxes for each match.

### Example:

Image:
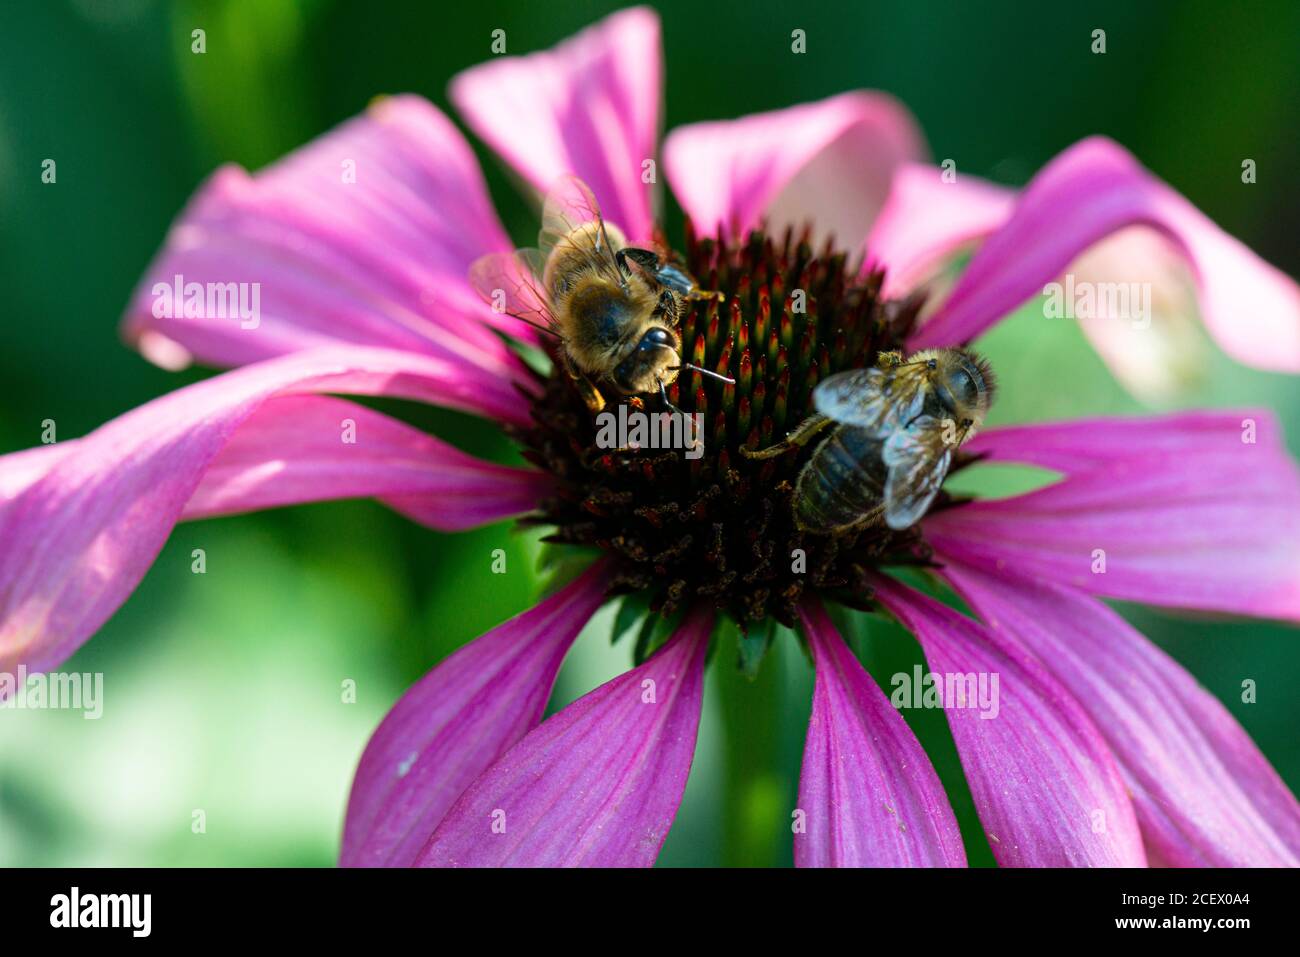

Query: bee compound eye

[927,359,938,370]
[948,367,978,405]
[641,327,674,349]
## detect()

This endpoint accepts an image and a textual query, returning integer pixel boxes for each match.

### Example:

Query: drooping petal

[866,173,1213,399]
[183,394,551,531]
[0,346,540,676]
[871,574,1146,867]
[122,95,537,378]
[665,91,926,248]
[449,7,661,242]
[929,410,1300,621]
[910,136,1300,376]
[937,558,1300,867]
[1068,226,1210,401]
[418,607,713,867]
[341,561,611,867]
[864,162,1015,298]
[795,598,966,867]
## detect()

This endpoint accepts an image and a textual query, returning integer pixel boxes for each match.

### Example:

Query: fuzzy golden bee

[743,348,997,532]
[470,175,728,413]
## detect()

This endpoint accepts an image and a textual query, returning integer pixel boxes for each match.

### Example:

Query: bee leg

[619,247,726,303]
[615,246,657,278]
[571,375,606,413]
[685,287,726,303]
[577,377,606,413]
[740,414,832,459]
[562,355,606,413]
[658,378,684,416]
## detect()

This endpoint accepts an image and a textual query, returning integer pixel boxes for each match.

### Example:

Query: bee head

[937,349,997,423]
[613,326,682,395]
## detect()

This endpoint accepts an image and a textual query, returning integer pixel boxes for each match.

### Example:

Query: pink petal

[417,607,713,867]
[962,407,1263,472]
[183,394,551,531]
[0,443,77,501]
[929,410,1300,621]
[910,136,1300,375]
[0,346,540,675]
[863,163,1016,298]
[341,561,611,867]
[1069,227,1209,401]
[122,95,537,378]
[938,558,1300,866]
[449,7,661,242]
[872,574,1146,866]
[665,91,927,248]
[796,598,966,867]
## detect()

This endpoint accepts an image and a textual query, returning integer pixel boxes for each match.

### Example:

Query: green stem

[715,626,786,867]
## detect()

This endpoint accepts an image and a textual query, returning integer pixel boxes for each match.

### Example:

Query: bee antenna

[676,363,735,385]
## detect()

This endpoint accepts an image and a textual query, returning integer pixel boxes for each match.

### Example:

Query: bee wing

[880,416,953,530]
[468,249,561,337]
[537,174,625,286]
[812,367,926,434]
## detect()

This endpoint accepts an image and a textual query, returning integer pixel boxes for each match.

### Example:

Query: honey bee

[743,348,996,532]
[469,175,729,413]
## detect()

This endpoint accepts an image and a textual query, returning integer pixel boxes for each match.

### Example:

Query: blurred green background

[1,0,1297,867]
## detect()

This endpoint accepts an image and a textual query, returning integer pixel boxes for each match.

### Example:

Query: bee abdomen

[795,427,887,533]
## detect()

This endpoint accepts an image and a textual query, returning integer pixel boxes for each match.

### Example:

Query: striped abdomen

[795,425,888,533]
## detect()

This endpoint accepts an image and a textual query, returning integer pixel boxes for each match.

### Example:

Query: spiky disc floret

[512,224,953,629]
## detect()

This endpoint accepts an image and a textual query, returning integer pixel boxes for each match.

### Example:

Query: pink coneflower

[3,7,1298,867]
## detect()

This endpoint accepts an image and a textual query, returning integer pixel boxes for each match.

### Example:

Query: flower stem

[715,624,792,867]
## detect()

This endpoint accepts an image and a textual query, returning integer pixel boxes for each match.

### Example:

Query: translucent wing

[537,174,625,288]
[468,249,560,337]
[880,416,953,530]
[813,369,889,427]
[812,367,927,435]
